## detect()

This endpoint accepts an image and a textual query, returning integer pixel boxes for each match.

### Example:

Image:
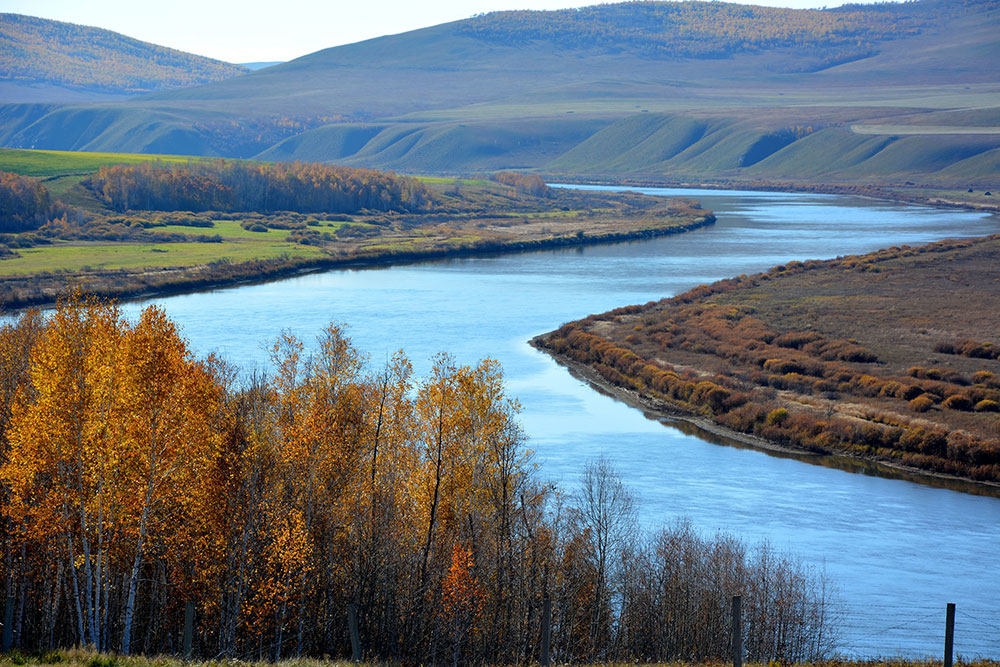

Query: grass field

[0,148,203,179]
[0,240,323,276]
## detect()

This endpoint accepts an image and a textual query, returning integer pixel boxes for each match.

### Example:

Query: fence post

[1,595,14,651]
[182,601,195,659]
[347,603,361,662]
[944,603,956,667]
[732,595,743,667]
[541,596,551,667]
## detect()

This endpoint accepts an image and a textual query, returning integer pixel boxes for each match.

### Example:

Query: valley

[1,1,998,187]
[2,1,1000,661]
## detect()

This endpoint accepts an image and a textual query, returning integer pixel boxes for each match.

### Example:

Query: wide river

[116,186,1000,657]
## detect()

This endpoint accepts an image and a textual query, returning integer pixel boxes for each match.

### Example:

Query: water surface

[109,187,1000,657]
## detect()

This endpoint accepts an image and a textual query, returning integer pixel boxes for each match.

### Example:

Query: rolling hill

[0,13,248,100]
[1,0,998,186]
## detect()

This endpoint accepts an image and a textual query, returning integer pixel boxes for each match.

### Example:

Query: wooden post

[347,603,361,662]
[1,595,14,651]
[944,603,956,667]
[182,601,195,659]
[732,595,743,667]
[541,597,551,667]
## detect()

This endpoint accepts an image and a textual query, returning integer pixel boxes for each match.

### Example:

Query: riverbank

[531,335,1000,497]
[532,235,1000,492]
[545,175,1000,215]
[0,212,714,311]
[0,152,717,312]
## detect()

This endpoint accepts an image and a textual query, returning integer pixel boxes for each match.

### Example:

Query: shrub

[766,407,790,425]
[879,381,905,398]
[973,370,996,385]
[975,399,1000,413]
[943,394,973,411]
[764,358,806,375]
[909,395,934,413]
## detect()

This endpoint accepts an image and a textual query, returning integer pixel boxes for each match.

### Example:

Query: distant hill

[1,0,998,186]
[459,1,933,71]
[0,13,248,96]
[240,61,284,71]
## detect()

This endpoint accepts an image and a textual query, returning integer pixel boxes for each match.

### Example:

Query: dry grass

[537,236,1000,485]
[1,650,997,667]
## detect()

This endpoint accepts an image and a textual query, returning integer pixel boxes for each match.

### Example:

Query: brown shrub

[909,395,934,413]
[973,370,996,385]
[766,407,790,426]
[943,394,974,411]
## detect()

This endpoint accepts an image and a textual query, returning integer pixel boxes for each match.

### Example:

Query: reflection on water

[13,186,1000,656]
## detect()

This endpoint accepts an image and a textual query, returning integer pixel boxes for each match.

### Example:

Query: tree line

[85,161,432,215]
[0,171,72,234]
[0,298,835,663]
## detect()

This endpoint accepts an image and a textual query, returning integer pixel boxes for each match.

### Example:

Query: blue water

[76,187,1000,656]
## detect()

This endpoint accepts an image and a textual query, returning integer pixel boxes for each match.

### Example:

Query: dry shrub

[766,407,790,425]
[943,394,974,411]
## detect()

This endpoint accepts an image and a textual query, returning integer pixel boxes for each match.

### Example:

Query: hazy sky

[2,0,901,63]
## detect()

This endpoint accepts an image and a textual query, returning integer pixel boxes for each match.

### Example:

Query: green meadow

[0,148,203,179]
[0,240,323,276]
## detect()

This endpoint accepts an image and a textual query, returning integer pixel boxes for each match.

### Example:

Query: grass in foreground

[1,650,997,667]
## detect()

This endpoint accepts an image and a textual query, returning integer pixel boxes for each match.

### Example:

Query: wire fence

[4,594,997,660]
[830,602,1000,658]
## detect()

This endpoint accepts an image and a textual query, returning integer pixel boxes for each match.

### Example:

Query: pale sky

[1,0,902,63]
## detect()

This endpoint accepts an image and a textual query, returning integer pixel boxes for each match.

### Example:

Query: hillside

[1,1,998,185]
[0,13,247,98]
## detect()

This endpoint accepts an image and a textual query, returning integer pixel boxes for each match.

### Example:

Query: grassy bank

[0,213,713,310]
[534,236,1000,488]
[0,149,714,310]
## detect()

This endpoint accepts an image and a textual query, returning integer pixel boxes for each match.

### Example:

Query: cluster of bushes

[86,160,433,215]
[541,322,1000,482]
[934,339,1000,360]
[491,171,551,197]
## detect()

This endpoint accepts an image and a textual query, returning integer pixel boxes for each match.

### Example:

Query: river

[109,186,999,657]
